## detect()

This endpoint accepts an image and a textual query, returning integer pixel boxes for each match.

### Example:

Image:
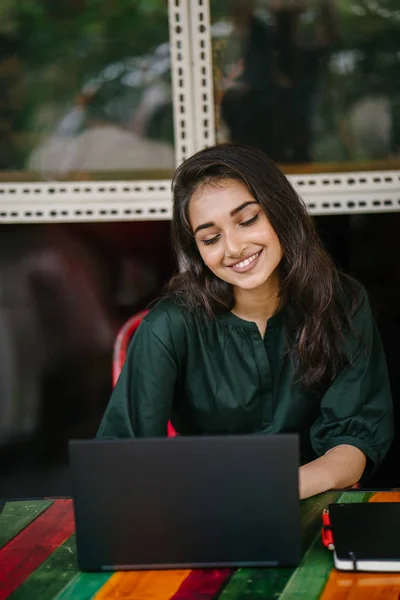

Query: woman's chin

[230,269,280,292]
[232,275,269,291]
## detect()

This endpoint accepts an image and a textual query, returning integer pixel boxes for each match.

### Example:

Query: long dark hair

[166,144,357,390]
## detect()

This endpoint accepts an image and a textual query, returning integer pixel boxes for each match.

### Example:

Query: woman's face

[188,178,283,292]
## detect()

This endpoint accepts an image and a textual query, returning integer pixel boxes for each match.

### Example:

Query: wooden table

[1,491,400,600]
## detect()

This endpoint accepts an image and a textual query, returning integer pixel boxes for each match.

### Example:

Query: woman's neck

[232,272,281,324]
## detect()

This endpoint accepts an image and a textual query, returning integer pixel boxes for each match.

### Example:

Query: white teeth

[234,252,259,268]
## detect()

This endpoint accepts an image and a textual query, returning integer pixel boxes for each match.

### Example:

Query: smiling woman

[97,144,394,499]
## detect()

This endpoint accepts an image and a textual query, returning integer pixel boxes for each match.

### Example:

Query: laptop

[69,434,301,571]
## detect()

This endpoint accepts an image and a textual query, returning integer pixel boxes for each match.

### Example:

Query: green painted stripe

[9,535,77,600]
[0,500,53,548]
[219,493,340,599]
[218,567,293,599]
[337,491,374,503]
[54,571,112,600]
[278,528,332,600]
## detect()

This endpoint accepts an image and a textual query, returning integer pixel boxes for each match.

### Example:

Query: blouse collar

[218,307,284,330]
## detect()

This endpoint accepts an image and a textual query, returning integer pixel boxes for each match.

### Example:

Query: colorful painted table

[1,491,400,600]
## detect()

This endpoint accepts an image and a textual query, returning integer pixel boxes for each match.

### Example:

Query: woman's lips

[228,250,263,273]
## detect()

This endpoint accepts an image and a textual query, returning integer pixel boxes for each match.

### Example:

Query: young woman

[97,144,393,499]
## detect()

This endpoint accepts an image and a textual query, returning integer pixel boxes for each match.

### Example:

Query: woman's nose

[224,231,246,258]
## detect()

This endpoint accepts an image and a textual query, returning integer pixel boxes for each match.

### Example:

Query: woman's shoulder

[142,295,207,340]
[143,296,185,327]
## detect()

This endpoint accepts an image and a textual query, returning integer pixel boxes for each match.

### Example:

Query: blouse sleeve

[310,285,394,479]
[97,311,180,438]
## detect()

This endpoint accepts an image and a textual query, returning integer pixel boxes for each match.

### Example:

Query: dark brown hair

[166,143,356,389]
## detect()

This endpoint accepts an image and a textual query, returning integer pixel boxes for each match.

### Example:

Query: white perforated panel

[169,0,196,164]
[290,171,400,214]
[0,172,400,222]
[290,170,400,193]
[189,0,216,149]
[0,181,172,222]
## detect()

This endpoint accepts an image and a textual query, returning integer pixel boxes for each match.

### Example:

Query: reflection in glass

[0,1,174,181]
[211,0,400,171]
[0,220,173,497]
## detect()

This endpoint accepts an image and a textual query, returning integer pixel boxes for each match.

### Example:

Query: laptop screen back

[69,434,301,570]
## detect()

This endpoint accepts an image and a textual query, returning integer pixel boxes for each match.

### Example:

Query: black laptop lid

[69,434,301,570]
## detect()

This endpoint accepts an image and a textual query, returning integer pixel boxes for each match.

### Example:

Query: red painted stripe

[0,499,75,600]
[171,569,233,599]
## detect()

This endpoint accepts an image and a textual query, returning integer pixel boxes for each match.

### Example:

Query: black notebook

[329,502,400,572]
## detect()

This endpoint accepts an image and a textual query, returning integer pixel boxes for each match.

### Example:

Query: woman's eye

[203,235,220,246]
[240,213,259,227]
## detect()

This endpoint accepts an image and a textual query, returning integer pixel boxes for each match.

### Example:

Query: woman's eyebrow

[230,201,258,217]
[193,201,258,235]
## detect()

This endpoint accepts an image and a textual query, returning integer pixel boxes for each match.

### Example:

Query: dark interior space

[0,212,398,498]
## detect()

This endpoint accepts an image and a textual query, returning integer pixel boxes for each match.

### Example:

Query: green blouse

[97,280,393,476]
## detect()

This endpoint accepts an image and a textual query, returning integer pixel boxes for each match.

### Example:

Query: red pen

[321,508,334,550]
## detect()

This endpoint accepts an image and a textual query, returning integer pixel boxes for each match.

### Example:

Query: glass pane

[0,1,174,182]
[211,0,400,173]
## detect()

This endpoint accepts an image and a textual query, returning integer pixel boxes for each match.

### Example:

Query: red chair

[113,310,177,437]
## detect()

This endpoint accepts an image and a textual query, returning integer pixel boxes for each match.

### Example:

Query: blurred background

[212,0,400,170]
[0,0,174,181]
[0,0,399,497]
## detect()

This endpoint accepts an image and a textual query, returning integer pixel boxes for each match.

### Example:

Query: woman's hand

[299,444,367,499]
